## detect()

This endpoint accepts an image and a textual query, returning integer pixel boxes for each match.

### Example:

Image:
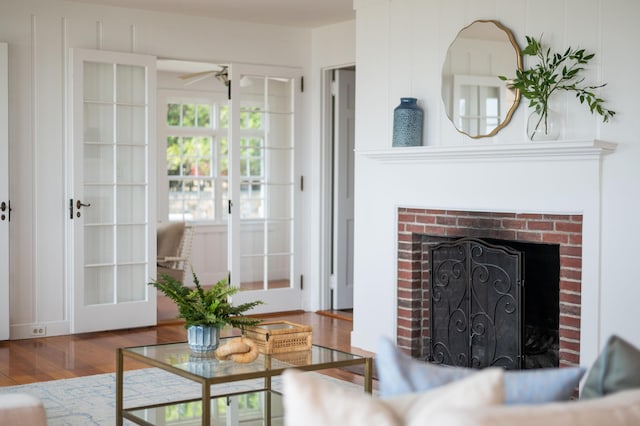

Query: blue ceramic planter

[187,325,220,353]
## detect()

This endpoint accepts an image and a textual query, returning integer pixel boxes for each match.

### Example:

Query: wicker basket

[244,320,312,354]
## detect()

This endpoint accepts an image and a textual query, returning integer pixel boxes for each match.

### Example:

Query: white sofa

[428,388,640,426]
[0,393,46,426]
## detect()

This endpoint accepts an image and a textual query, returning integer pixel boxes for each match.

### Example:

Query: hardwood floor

[0,311,372,388]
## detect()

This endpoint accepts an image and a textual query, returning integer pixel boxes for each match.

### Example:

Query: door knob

[76,200,91,209]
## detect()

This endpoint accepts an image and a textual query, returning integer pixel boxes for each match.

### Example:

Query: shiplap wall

[351,0,640,367]
[0,0,316,338]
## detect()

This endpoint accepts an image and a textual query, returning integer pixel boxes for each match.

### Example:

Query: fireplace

[428,236,560,369]
[397,208,582,368]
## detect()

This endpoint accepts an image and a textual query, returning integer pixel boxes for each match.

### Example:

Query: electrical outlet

[31,326,46,336]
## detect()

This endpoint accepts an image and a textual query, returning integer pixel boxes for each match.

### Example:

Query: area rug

[0,368,365,425]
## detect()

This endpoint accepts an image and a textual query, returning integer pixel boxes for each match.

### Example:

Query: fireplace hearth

[397,208,582,368]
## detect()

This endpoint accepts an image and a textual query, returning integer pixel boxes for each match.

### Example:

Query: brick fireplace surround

[397,208,582,368]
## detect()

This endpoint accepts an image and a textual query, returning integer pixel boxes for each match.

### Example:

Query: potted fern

[500,35,615,140]
[149,271,263,353]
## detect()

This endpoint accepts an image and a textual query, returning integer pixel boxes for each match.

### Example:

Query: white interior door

[69,48,157,333]
[332,69,355,310]
[227,63,301,312]
[0,42,9,340]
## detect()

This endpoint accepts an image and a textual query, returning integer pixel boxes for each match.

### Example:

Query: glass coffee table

[116,340,373,426]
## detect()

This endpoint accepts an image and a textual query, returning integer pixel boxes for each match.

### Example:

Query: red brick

[555,221,583,233]
[542,233,569,244]
[515,231,543,242]
[570,215,584,223]
[436,216,458,226]
[424,225,447,235]
[560,356,580,367]
[527,220,554,231]
[502,219,527,230]
[397,281,416,291]
[398,232,413,242]
[517,213,545,220]
[560,292,581,305]
[561,268,582,281]
[560,303,581,316]
[406,224,427,234]
[560,245,582,257]
[560,279,581,293]
[445,209,470,216]
[560,339,581,353]
[406,208,431,214]
[397,327,421,339]
[398,269,420,281]
[559,327,581,341]
[456,218,475,228]
[398,213,416,224]
[569,234,582,245]
[561,315,581,328]
[416,215,436,225]
[561,257,582,269]
[398,317,420,329]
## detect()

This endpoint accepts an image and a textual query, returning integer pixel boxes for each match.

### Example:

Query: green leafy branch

[500,35,615,134]
[149,270,263,330]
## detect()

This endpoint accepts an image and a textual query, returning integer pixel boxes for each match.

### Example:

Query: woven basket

[244,320,312,354]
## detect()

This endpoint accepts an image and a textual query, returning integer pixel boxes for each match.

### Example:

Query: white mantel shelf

[358,139,617,163]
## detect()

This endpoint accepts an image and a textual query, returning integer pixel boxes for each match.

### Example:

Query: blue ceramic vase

[392,97,423,147]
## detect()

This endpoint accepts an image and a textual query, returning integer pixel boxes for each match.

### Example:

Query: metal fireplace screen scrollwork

[429,237,523,369]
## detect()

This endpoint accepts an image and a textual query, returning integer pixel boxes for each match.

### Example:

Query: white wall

[0,0,318,338]
[308,21,357,310]
[352,0,640,368]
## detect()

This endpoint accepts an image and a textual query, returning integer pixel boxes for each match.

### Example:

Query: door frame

[319,64,356,311]
[0,42,9,340]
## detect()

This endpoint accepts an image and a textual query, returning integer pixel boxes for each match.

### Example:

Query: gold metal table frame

[116,340,373,426]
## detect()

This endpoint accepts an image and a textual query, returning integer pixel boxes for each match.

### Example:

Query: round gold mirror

[442,20,522,138]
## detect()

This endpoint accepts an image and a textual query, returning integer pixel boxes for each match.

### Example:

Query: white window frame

[157,90,228,224]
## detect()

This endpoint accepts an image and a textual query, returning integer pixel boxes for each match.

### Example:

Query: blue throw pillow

[581,334,640,399]
[377,337,585,404]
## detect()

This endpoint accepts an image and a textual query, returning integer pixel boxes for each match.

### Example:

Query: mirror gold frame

[442,20,522,139]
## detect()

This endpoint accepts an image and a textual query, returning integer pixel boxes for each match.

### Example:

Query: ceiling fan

[178,65,229,87]
[178,65,291,88]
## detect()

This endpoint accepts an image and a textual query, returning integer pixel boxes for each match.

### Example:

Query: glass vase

[527,108,561,141]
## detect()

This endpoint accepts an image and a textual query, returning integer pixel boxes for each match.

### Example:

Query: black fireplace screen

[429,238,523,369]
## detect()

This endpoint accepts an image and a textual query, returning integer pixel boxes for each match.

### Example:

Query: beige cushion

[282,367,504,426]
[429,388,640,426]
[0,393,46,426]
[157,221,185,266]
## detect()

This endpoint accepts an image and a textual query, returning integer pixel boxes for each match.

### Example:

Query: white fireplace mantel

[358,139,617,163]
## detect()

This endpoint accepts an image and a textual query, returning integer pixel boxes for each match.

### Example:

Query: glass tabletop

[123,340,366,380]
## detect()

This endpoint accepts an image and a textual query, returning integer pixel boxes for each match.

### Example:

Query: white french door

[0,42,9,340]
[69,48,156,333]
[227,63,301,312]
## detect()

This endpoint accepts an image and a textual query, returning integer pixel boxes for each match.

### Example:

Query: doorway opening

[321,65,356,315]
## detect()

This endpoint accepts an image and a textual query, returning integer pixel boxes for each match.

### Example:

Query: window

[164,98,226,222]
[162,95,265,222]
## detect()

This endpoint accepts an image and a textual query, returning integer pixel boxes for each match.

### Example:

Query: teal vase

[393,97,424,147]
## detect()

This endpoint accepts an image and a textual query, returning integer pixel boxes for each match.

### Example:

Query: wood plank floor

[0,311,372,388]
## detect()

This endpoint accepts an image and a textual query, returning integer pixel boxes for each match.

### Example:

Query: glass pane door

[71,49,156,333]
[228,65,300,312]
